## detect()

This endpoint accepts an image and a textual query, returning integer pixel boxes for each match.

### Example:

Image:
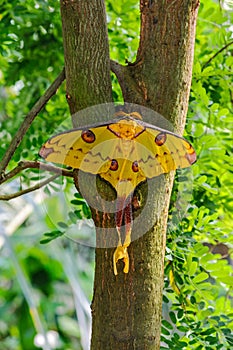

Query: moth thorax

[122,125,135,139]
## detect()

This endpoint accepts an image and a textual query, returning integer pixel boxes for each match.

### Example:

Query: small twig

[203,40,233,68]
[110,59,123,75]
[110,60,145,105]
[0,174,60,201]
[0,160,73,185]
[0,68,66,176]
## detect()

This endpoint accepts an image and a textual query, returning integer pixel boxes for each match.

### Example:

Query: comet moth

[39,111,196,275]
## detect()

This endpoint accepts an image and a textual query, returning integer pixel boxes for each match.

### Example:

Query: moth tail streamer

[113,198,132,275]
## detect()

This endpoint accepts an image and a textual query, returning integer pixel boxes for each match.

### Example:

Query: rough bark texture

[90,174,175,350]
[60,0,199,349]
[60,0,112,125]
[111,0,199,133]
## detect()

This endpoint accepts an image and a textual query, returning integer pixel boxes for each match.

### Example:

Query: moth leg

[113,198,132,275]
[113,236,129,275]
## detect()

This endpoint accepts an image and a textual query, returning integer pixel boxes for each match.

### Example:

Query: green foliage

[0,0,68,167]
[106,0,139,101]
[40,192,92,244]
[107,0,139,64]
[164,2,233,348]
[0,0,233,349]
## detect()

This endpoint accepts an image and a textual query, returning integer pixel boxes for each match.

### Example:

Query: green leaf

[188,261,198,276]
[200,328,215,336]
[192,272,209,284]
[70,199,86,206]
[73,210,83,220]
[82,203,91,218]
[74,192,85,200]
[69,211,79,223]
[161,327,170,336]
[169,311,177,324]
[40,230,64,244]
[57,221,68,229]
[177,326,189,332]
[177,309,183,319]
[162,320,173,330]
[196,175,207,185]
[163,295,169,303]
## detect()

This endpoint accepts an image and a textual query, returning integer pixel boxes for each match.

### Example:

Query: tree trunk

[60,0,112,121]
[60,0,199,349]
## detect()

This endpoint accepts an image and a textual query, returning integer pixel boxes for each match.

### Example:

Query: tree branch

[110,59,145,104]
[203,40,233,68]
[0,174,60,201]
[0,160,73,185]
[0,68,66,176]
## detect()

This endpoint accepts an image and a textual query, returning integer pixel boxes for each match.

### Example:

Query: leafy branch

[0,160,73,185]
[0,160,74,201]
[203,40,233,68]
[0,174,60,201]
[0,68,66,177]
[0,68,68,200]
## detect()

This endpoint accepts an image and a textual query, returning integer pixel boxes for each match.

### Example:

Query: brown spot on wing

[155,132,167,146]
[132,161,139,172]
[186,151,197,165]
[81,129,95,143]
[39,146,55,159]
[110,159,118,171]
[182,140,197,164]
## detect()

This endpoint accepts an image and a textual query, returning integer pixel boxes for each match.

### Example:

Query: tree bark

[112,0,199,132]
[60,0,199,349]
[60,0,112,124]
